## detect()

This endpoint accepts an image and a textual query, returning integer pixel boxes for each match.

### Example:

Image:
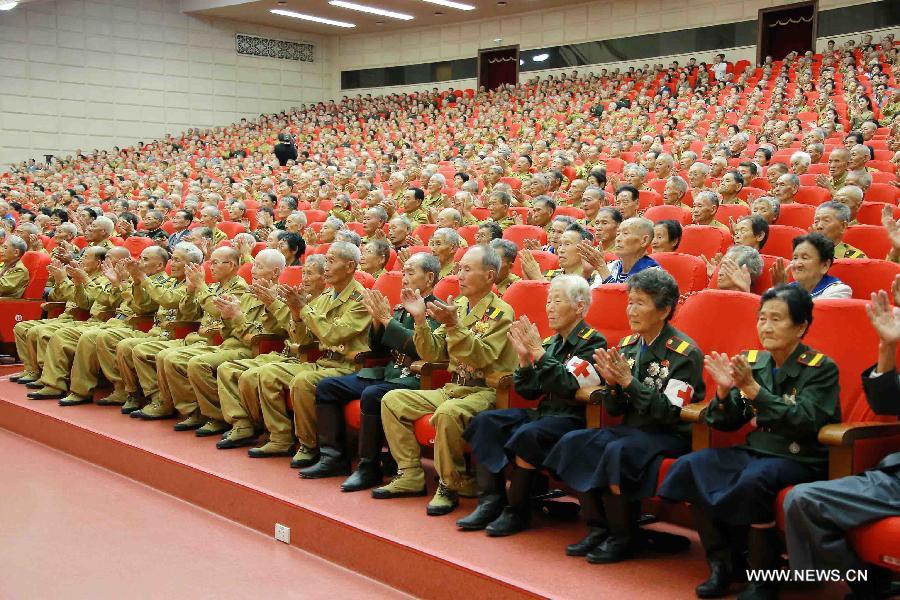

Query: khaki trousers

[186,347,253,422]
[217,353,286,429]
[131,339,191,408]
[381,384,496,490]
[14,318,70,374]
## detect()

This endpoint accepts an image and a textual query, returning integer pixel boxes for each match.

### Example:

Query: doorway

[758,1,817,62]
[478,45,519,91]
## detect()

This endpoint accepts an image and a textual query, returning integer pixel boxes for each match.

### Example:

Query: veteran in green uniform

[26,246,133,400]
[0,235,31,299]
[459,274,608,536]
[374,245,518,516]
[214,256,328,449]
[12,248,106,383]
[248,242,372,467]
[299,252,442,486]
[58,246,171,407]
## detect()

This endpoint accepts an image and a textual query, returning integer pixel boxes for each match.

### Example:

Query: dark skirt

[658,446,824,525]
[543,425,690,499]
[463,408,583,474]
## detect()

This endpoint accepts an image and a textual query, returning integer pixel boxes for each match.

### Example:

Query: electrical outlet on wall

[275,523,291,544]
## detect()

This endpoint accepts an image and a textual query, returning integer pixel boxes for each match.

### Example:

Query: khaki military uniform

[0,261,30,299]
[212,227,228,245]
[64,273,167,400]
[380,292,517,491]
[483,216,516,231]
[496,273,521,295]
[834,241,866,259]
[188,292,288,425]
[404,207,429,226]
[130,275,246,416]
[255,278,371,450]
[423,194,444,212]
[438,261,457,280]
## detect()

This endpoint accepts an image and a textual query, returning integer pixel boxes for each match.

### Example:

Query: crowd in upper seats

[0,31,899,600]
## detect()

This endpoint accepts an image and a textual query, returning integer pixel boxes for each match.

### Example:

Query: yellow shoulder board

[544,269,560,277]
[579,327,596,340]
[349,291,363,302]
[619,334,639,347]
[797,352,825,367]
[486,306,503,320]
[542,335,554,346]
[665,337,692,355]
[743,349,762,363]
[849,249,864,259]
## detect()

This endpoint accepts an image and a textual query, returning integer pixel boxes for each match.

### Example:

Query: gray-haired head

[549,274,592,317]
[330,240,362,264]
[6,234,27,257]
[467,244,501,275]
[407,252,441,284]
[323,216,346,231]
[490,238,518,264]
[304,254,326,272]
[724,245,763,284]
[174,242,204,264]
[626,268,679,321]
[255,248,287,269]
[94,216,115,235]
[335,230,362,246]
[817,201,852,223]
[433,227,462,247]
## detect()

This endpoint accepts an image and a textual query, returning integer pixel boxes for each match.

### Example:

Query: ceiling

[184,0,580,35]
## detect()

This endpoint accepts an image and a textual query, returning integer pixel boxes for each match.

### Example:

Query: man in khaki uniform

[214,255,328,450]
[373,245,517,516]
[115,242,204,415]
[132,246,247,431]
[58,246,171,406]
[12,248,107,383]
[185,249,288,436]
[248,242,372,467]
[26,246,132,400]
[0,235,31,299]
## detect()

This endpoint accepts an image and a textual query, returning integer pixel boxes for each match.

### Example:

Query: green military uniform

[212,227,228,245]
[358,298,440,386]
[423,194,444,211]
[0,261,30,299]
[329,207,353,222]
[828,173,847,191]
[130,275,246,423]
[705,346,841,463]
[404,207,429,226]
[496,272,521,295]
[438,261,457,280]
[60,272,167,405]
[30,274,131,397]
[13,276,86,380]
[187,289,288,434]
[376,292,517,509]
[834,241,866,259]
[484,216,516,231]
[95,274,199,408]
[253,278,371,462]
[155,274,251,428]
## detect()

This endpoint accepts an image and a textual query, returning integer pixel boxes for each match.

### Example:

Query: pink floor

[0,428,407,600]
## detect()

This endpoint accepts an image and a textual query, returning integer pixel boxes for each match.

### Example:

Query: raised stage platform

[0,368,847,599]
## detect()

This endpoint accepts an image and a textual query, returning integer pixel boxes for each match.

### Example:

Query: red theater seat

[829,259,900,300]
[678,225,732,257]
[650,252,708,295]
[843,226,891,260]
[503,225,547,249]
[502,280,552,338]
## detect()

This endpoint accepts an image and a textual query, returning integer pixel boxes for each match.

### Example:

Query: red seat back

[678,225,732,257]
[413,224,438,244]
[373,271,403,307]
[237,262,253,284]
[511,250,559,278]
[353,271,375,289]
[122,236,155,258]
[866,183,900,205]
[585,284,630,345]
[21,251,51,300]
[643,205,691,225]
[303,209,328,223]
[278,266,303,286]
[715,203,751,223]
[829,259,900,300]
[503,225,547,249]
[433,275,460,302]
[217,221,245,239]
[650,252,709,295]
[856,202,900,226]
[502,280,552,338]
[843,226,891,259]
[776,204,816,229]
[794,186,831,206]
[762,224,806,259]
[457,225,479,246]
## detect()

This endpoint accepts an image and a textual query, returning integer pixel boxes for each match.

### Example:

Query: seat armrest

[680,401,709,423]
[411,360,450,390]
[164,320,201,340]
[41,301,67,317]
[251,333,285,357]
[486,371,514,409]
[820,421,900,480]
[819,422,900,446]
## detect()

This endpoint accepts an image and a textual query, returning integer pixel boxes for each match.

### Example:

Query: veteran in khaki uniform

[146,247,249,432]
[214,255,329,450]
[99,243,204,413]
[247,242,372,467]
[0,235,31,299]
[374,245,517,516]
[12,248,107,383]
[186,249,289,436]
[58,246,171,407]
[26,246,133,400]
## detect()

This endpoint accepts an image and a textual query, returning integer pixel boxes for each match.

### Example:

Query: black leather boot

[692,506,735,598]
[566,490,608,556]
[341,414,385,492]
[586,494,634,564]
[486,466,534,537]
[299,403,350,479]
[736,527,779,600]
[456,462,506,530]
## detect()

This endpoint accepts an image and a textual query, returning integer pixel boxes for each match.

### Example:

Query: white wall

[336,0,886,96]
[0,0,336,165]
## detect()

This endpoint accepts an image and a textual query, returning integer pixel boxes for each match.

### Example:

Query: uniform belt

[390,350,415,367]
[450,372,486,387]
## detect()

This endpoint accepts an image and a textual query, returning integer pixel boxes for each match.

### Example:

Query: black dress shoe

[696,562,733,598]
[566,527,609,556]
[485,507,530,537]
[27,391,65,400]
[299,451,350,479]
[456,496,504,531]
[216,436,257,450]
[25,381,45,390]
[14,378,37,385]
[586,535,632,564]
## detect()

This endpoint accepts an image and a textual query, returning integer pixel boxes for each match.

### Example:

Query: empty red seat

[715,203,750,223]
[643,205,690,225]
[502,280,552,338]
[585,284,630,345]
[373,271,403,307]
[278,266,303,286]
[678,225,733,257]
[433,275,459,301]
[650,252,708,295]
[503,224,547,249]
[554,206,585,220]
[856,202,900,226]
[776,204,816,229]
[353,271,375,289]
[829,259,900,301]
[237,262,253,284]
[762,224,806,259]
[794,186,831,206]
[457,225,479,246]
[303,209,328,223]
[866,183,900,205]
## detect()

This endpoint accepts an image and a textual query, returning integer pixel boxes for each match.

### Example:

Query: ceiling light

[519,59,524,65]
[328,0,413,20]
[0,1,19,10]
[421,0,475,11]
[533,53,549,62]
[270,9,355,27]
